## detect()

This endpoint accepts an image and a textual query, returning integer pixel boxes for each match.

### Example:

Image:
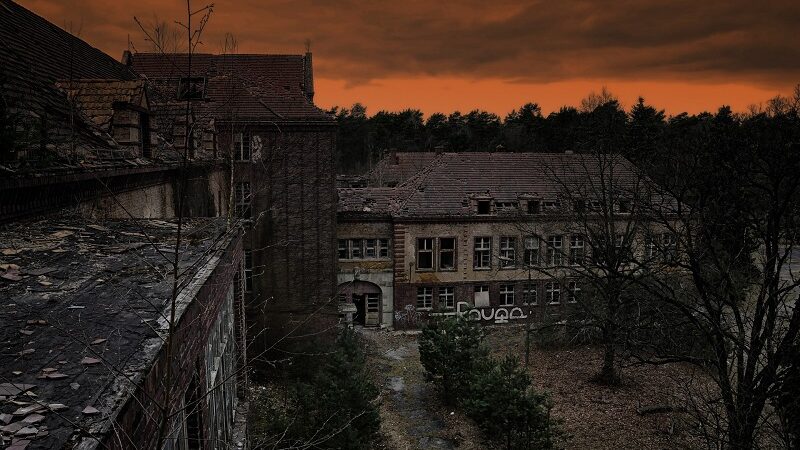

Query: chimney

[121,50,132,66]
[303,52,315,103]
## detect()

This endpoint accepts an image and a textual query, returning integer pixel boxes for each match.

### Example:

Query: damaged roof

[131,53,334,123]
[0,214,230,449]
[55,80,148,132]
[339,152,645,220]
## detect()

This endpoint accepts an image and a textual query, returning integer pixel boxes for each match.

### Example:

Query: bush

[420,317,559,449]
[419,315,487,404]
[249,329,380,449]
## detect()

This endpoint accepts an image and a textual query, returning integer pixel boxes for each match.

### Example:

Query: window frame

[546,235,563,266]
[545,281,561,305]
[499,236,517,269]
[500,284,515,306]
[567,281,580,303]
[234,181,251,219]
[438,237,457,271]
[233,132,251,161]
[569,234,585,266]
[522,283,538,305]
[524,236,540,267]
[416,287,433,309]
[439,286,455,309]
[416,237,434,271]
[473,236,492,270]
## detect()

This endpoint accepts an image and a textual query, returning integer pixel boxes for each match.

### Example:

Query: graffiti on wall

[456,301,530,324]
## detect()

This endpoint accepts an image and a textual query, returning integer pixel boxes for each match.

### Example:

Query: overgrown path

[361,330,486,450]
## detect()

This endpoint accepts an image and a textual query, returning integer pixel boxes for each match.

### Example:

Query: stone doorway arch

[338,281,382,327]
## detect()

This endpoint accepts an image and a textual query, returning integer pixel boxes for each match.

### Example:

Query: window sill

[548,302,560,305]
[473,267,492,271]
[438,267,457,272]
[499,266,517,270]
[416,307,433,311]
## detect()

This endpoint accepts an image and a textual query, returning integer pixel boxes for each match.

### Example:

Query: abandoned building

[129,52,339,356]
[1,1,253,448]
[337,151,672,329]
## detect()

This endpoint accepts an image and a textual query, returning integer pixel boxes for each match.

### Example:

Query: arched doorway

[338,281,382,327]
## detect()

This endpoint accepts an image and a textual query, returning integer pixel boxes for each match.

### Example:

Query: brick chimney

[303,52,314,103]
[121,50,132,66]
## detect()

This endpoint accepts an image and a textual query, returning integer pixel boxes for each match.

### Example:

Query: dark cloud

[20,0,800,87]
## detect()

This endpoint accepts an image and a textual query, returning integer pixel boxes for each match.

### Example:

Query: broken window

[617,199,631,214]
[477,200,492,215]
[417,287,433,309]
[417,238,434,270]
[546,281,561,304]
[644,233,657,260]
[500,284,515,306]
[569,235,585,266]
[527,200,541,214]
[499,237,516,268]
[573,199,586,213]
[338,240,349,259]
[473,237,492,269]
[523,283,537,305]
[378,238,390,258]
[364,239,377,258]
[439,237,456,270]
[350,239,363,259]
[233,132,251,161]
[546,235,563,266]
[524,236,539,266]
[542,200,561,211]
[567,281,581,303]
[439,286,455,309]
[177,77,206,100]
[234,182,251,219]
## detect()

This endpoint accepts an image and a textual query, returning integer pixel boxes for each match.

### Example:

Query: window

[365,239,377,258]
[474,285,490,307]
[338,240,349,259]
[495,201,518,209]
[524,236,539,266]
[500,284,515,306]
[350,239,363,259]
[567,281,581,303]
[244,249,253,293]
[527,200,541,214]
[547,235,563,266]
[477,200,492,215]
[573,199,586,213]
[473,237,492,269]
[366,293,380,315]
[439,238,456,270]
[417,238,434,270]
[662,233,677,262]
[542,200,561,211]
[177,77,206,100]
[417,287,433,309]
[233,133,251,161]
[378,239,390,258]
[234,182,251,219]
[439,286,455,309]
[523,283,537,304]
[617,200,631,214]
[569,235,585,266]
[499,237,516,268]
[644,234,657,260]
[546,282,561,304]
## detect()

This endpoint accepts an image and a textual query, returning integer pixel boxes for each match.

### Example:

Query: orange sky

[18,0,800,117]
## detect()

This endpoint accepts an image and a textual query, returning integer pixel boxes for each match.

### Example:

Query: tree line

[330,86,800,173]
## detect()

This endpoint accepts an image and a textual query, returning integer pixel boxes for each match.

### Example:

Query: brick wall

[102,232,243,449]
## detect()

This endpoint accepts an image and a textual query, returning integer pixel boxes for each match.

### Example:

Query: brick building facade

[338,152,670,329]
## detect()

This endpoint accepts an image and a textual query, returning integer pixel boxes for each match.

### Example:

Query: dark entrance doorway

[337,281,382,327]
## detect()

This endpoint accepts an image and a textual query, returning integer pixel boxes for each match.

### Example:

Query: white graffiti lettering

[455,301,529,324]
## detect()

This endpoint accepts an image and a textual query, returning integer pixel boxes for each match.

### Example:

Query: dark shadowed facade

[130,53,338,361]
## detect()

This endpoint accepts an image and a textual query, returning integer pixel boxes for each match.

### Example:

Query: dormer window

[617,200,631,214]
[477,200,492,215]
[527,200,541,214]
[573,199,585,213]
[177,77,206,100]
[542,200,561,211]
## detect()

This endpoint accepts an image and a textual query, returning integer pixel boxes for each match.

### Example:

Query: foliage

[419,315,487,404]
[420,317,559,449]
[249,329,380,449]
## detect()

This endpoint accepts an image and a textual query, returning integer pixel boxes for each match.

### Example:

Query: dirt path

[361,330,487,450]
